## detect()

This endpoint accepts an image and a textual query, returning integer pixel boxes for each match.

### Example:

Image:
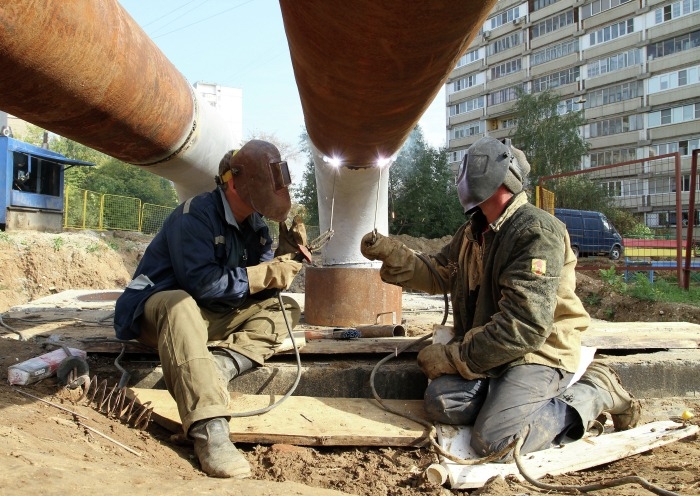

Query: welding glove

[360,231,418,285]
[417,342,485,381]
[246,256,302,294]
[274,215,308,258]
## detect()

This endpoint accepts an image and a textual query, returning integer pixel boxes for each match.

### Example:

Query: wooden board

[76,320,700,355]
[126,388,431,447]
[436,421,699,489]
[584,321,700,349]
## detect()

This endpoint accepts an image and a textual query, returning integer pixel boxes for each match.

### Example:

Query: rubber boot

[560,362,641,437]
[211,348,254,383]
[189,417,252,478]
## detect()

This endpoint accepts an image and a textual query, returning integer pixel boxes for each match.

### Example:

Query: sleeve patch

[531,259,547,276]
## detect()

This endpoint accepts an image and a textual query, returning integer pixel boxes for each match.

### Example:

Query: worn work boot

[189,417,252,478]
[211,348,254,383]
[577,362,641,430]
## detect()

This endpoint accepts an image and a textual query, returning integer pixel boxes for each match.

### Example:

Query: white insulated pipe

[311,142,391,267]
[145,91,237,201]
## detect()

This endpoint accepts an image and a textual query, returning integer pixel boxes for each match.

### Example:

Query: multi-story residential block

[445,0,700,227]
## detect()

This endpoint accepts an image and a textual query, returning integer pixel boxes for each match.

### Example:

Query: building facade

[193,81,244,147]
[445,0,700,227]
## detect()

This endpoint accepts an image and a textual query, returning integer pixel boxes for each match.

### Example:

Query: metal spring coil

[82,376,153,430]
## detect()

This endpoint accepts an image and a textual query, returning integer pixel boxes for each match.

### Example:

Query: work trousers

[424,364,581,456]
[137,290,301,433]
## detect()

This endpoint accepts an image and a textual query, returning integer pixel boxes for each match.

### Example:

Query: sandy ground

[1,229,699,495]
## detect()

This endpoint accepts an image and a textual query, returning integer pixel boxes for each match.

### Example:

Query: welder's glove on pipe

[417,342,485,381]
[246,256,302,294]
[360,232,417,285]
[274,215,308,258]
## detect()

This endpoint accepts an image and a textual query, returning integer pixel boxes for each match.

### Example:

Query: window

[532,66,580,92]
[587,49,641,78]
[648,103,700,127]
[588,114,643,137]
[450,148,468,164]
[456,49,481,68]
[581,0,634,19]
[489,86,522,105]
[680,174,700,192]
[491,58,522,79]
[648,65,700,93]
[647,29,700,59]
[605,180,623,196]
[622,179,643,197]
[532,0,560,12]
[557,98,583,114]
[451,121,483,139]
[654,0,700,24]
[531,10,575,38]
[452,75,477,92]
[589,18,635,46]
[488,32,523,56]
[449,96,485,116]
[488,5,522,30]
[531,39,578,66]
[589,147,637,167]
[502,118,518,129]
[648,176,672,194]
[586,81,643,108]
[652,139,700,157]
[11,152,62,197]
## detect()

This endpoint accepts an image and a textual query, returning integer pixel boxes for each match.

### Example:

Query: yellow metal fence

[64,187,175,233]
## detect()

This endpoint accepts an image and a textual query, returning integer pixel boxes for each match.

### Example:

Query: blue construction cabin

[1,136,94,231]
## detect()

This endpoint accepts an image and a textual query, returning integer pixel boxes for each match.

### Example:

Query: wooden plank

[126,388,431,447]
[584,321,700,349]
[437,421,699,489]
[78,321,700,355]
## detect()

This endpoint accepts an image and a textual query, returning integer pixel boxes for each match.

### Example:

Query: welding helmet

[216,140,292,222]
[455,137,528,213]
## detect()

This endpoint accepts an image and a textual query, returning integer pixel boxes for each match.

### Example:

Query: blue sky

[118,0,447,176]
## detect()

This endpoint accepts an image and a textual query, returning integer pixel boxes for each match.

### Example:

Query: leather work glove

[417,342,485,381]
[360,231,417,285]
[274,215,308,258]
[246,256,302,294]
[360,232,414,265]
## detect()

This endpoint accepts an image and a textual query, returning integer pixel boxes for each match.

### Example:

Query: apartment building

[446,0,700,227]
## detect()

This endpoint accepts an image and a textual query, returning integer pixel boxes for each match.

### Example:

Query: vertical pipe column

[304,145,402,326]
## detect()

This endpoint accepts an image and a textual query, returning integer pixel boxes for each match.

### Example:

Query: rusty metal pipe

[0,0,193,165]
[280,0,497,167]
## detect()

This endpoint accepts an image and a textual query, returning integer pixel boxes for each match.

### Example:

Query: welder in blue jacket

[114,140,303,479]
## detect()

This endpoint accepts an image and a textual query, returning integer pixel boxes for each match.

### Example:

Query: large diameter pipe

[0,0,233,199]
[0,0,191,164]
[279,0,497,167]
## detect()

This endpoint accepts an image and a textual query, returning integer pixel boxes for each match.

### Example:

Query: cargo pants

[136,289,301,434]
[424,364,581,456]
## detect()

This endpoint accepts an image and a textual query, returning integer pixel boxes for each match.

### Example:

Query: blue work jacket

[114,188,273,340]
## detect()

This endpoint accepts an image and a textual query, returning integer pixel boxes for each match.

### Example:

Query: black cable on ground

[0,314,27,340]
[229,291,302,417]
[513,427,682,496]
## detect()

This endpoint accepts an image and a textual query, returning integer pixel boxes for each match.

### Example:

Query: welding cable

[229,290,302,417]
[0,314,27,340]
[368,252,515,465]
[0,312,115,327]
[512,427,682,496]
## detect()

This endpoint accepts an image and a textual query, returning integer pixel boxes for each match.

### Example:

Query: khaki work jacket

[381,192,590,376]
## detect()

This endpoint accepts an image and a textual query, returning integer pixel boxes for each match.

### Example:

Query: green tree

[389,126,464,237]
[82,157,178,207]
[294,131,319,226]
[511,89,589,183]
